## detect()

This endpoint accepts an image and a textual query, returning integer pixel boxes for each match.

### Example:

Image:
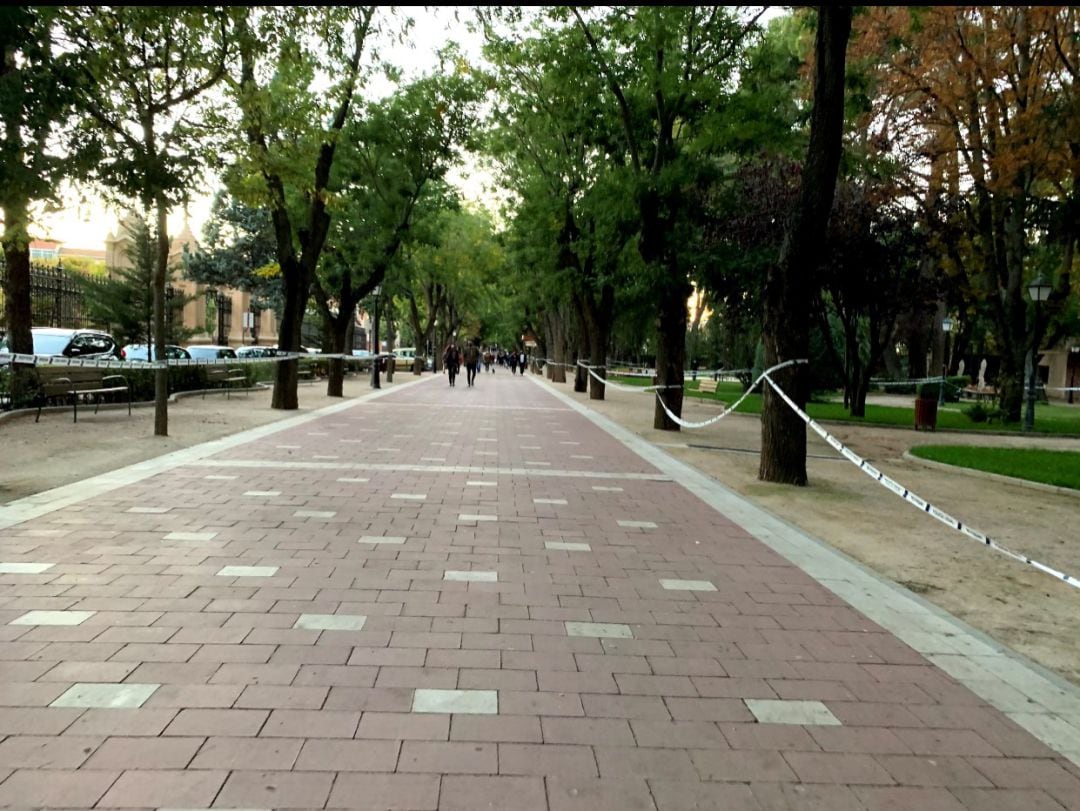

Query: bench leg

[94,393,101,415]
[128,389,132,416]
[72,394,78,424]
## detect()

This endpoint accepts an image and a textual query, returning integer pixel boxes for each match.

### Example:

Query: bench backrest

[699,379,719,394]
[36,367,108,394]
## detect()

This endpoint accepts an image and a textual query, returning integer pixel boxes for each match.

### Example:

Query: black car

[0,327,121,361]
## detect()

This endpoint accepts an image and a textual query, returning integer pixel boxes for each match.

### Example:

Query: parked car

[0,327,121,361]
[235,346,285,359]
[184,345,237,361]
[121,344,191,362]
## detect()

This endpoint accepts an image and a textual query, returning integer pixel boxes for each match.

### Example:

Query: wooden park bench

[34,366,130,423]
[698,379,719,395]
[204,366,248,399]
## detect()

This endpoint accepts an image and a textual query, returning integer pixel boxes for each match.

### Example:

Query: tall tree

[759,6,852,485]
[230,6,375,409]
[0,7,82,402]
[64,6,230,436]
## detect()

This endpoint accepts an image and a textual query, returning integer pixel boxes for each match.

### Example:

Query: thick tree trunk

[326,311,348,398]
[652,277,689,430]
[760,5,851,485]
[273,262,304,410]
[586,284,613,401]
[572,294,589,393]
[1,197,36,407]
[385,316,395,383]
[549,316,566,383]
[153,200,169,437]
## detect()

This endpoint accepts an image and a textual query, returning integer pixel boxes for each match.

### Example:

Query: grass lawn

[607,375,1080,435]
[909,445,1080,491]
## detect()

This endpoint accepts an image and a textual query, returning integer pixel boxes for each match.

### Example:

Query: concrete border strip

[0,375,432,530]
[530,374,1080,765]
[903,450,1080,499]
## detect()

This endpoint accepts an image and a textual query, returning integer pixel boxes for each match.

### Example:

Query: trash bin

[914,396,938,431]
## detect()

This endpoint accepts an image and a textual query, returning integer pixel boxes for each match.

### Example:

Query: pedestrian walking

[464,340,480,387]
[508,352,518,375]
[443,342,461,388]
[519,350,527,375]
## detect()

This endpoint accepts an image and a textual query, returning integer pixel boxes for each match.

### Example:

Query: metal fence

[0,259,108,332]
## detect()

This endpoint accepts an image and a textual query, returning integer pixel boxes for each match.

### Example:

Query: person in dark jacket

[464,341,480,387]
[443,342,461,387]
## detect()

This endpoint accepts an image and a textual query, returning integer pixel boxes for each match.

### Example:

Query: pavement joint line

[187,459,672,482]
[0,373,431,530]
[530,373,1080,765]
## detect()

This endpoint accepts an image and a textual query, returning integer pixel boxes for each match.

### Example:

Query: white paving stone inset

[467,481,497,487]
[126,506,171,514]
[392,494,426,501]
[359,536,406,545]
[294,614,367,631]
[458,514,497,522]
[565,621,633,639]
[412,688,497,715]
[593,486,624,492]
[204,475,238,480]
[217,566,279,578]
[294,510,336,519]
[534,498,568,505]
[11,610,95,626]
[618,520,657,529]
[660,579,717,592]
[745,699,841,726]
[337,477,370,483]
[444,570,498,582]
[50,682,159,709]
[0,562,54,574]
[545,542,591,552]
[243,491,281,497]
[164,532,218,543]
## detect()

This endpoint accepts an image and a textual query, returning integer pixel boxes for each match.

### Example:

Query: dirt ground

[2,369,1078,686]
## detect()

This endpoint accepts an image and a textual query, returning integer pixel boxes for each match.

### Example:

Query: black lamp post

[370,285,382,390]
[938,316,953,407]
[1024,273,1052,432]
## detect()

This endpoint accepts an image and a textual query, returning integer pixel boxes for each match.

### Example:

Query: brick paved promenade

[1,373,1078,809]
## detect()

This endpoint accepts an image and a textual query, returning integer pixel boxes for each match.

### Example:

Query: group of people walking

[442,340,530,387]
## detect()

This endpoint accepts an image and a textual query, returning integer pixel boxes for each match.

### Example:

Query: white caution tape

[652,359,805,428]
[761,371,1079,591]
[578,362,681,392]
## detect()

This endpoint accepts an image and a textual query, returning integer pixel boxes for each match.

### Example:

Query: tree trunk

[586,284,613,401]
[1,196,36,407]
[273,260,304,410]
[652,276,689,430]
[760,5,851,485]
[326,309,348,398]
[153,199,169,437]
[549,315,566,383]
[385,315,395,383]
[572,294,589,393]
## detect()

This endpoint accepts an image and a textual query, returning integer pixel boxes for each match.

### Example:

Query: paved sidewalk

[0,372,1078,810]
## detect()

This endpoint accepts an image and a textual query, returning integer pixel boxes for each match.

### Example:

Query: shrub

[964,403,988,423]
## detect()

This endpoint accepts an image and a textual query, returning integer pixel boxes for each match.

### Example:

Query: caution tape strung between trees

[760,370,1079,592]
[651,359,805,427]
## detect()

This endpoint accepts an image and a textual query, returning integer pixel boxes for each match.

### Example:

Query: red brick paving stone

[65,708,178,737]
[498,743,599,778]
[163,708,268,737]
[214,769,334,808]
[439,775,547,811]
[629,719,729,749]
[96,768,228,808]
[234,684,329,709]
[141,683,244,709]
[0,735,101,768]
[581,694,671,720]
[594,746,698,781]
[951,787,1075,811]
[783,751,897,785]
[664,697,752,722]
[546,775,658,811]
[327,773,440,810]
[0,707,82,735]
[749,782,867,811]
[293,738,401,771]
[82,736,204,770]
[451,714,543,743]
[0,768,120,807]
[189,736,303,770]
[0,681,70,706]
[323,686,414,712]
[40,661,139,682]
[356,713,451,746]
[690,748,799,782]
[541,717,635,746]
[968,758,1080,790]
[500,691,585,717]
[397,740,498,773]
[852,786,969,811]
[259,708,361,738]
[876,754,994,787]
[648,779,759,810]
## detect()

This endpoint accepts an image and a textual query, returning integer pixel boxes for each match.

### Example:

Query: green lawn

[606,375,1080,435]
[909,445,1080,491]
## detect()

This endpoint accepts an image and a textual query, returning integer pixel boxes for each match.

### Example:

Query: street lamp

[939,316,953,407]
[370,285,382,390]
[1024,273,1052,432]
